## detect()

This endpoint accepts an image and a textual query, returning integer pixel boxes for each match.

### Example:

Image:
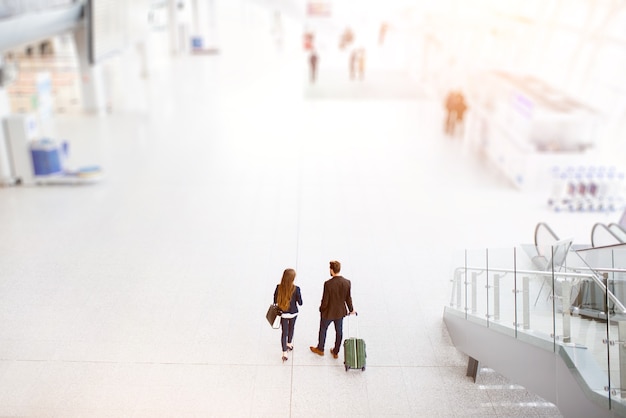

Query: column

[0,55,15,184]
[72,24,107,114]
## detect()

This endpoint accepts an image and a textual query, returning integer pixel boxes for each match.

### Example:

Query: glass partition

[605,249,626,411]
[575,244,626,409]
[448,242,620,411]
[516,243,556,349]
[484,247,517,338]
[464,249,490,327]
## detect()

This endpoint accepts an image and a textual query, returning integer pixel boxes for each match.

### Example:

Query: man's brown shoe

[330,349,338,359]
[310,346,324,356]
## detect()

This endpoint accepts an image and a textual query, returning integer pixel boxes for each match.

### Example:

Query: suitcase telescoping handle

[347,311,359,339]
[346,312,363,371]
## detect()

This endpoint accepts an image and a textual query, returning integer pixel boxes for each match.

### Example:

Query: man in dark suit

[310,260,356,359]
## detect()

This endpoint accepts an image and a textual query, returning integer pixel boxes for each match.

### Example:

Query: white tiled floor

[0,1,620,416]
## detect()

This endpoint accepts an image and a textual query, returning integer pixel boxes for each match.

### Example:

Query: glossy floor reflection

[0,3,615,416]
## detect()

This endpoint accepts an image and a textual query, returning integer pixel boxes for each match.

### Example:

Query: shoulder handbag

[266,304,282,329]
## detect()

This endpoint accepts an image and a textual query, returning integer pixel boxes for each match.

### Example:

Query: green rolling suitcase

[344,314,366,371]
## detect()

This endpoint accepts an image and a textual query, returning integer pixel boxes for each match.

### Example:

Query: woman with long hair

[273,268,303,362]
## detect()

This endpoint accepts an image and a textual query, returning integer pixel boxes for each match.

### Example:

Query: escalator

[571,222,626,320]
[532,222,617,320]
[0,0,84,53]
[591,222,624,247]
[445,223,626,417]
[532,222,560,270]
[608,223,626,243]
[529,223,574,307]
[584,223,626,321]
[530,222,626,320]
[446,223,626,416]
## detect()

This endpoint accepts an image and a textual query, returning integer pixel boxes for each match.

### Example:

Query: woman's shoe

[287,345,293,351]
[282,356,288,362]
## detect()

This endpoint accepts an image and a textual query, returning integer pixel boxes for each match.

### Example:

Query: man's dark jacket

[319,275,353,320]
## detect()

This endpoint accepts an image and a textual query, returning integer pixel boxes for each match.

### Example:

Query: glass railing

[576,244,626,408]
[448,241,626,414]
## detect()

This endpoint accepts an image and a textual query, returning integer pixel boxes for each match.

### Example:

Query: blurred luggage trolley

[1,114,103,186]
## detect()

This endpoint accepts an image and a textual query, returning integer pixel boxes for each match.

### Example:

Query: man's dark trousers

[317,316,343,354]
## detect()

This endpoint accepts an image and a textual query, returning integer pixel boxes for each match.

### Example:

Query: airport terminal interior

[1,0,626,416]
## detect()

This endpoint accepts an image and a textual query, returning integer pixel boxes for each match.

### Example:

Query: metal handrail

[608,223,626,242]
[457,265,626,314]
[534,222,559,247]
[591,222,623,247]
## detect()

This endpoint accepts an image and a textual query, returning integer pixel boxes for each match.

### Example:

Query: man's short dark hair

[330,260,341,274]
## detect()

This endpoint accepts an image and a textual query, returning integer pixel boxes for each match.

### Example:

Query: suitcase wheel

[361,366,366,371]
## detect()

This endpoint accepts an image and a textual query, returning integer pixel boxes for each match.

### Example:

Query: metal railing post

[494,273,500,321]
[523,276,530,330]
[562,279,571,343]
[605,322,626,398]
[619,321,626,399]
[456,270,463,309]
[471,272,478,315]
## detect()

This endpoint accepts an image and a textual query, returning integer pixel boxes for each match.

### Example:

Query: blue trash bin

[191,37,203,49]
[30,139,62,176]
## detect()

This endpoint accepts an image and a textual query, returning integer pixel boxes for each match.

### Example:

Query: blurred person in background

[309,49,319,83]
[444,90,467,137]
[350,49,356,80]
[454,92,468,137]
[340,27,354,50]
[379,22,389,45]
[356,48,366,80]
[350,48,365,80]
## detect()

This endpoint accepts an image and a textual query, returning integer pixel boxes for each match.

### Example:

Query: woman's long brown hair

[277,268,296,311]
